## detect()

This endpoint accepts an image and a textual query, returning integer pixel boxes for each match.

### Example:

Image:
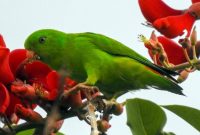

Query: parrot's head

[24,29,66,65]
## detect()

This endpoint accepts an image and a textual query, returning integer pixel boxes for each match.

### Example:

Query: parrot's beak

[26,50,40,60]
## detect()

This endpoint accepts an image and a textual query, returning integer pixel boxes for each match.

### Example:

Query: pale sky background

[0,0,200,135]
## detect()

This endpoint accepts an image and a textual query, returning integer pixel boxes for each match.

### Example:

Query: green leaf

[16,129,34,135]
[16,129,64,135]
[57,132,65,135]
[126,98,167,135]
[163,105,200,132]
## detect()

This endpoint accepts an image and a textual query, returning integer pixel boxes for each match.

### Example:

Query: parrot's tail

[151,76,184,96]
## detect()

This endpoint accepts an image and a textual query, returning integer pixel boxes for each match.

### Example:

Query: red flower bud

[15,104,43,123]
[112,103,124,116]
[177,70,190,83]
[97,120,111,133]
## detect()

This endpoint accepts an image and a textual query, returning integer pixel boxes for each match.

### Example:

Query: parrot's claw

[61,83,99,101]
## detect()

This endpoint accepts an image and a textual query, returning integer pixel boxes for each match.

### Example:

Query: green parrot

[24,29,183,99]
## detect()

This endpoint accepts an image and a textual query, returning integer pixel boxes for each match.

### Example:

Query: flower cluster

[138,0,200,82]
[0,34,100,133]
[138,0,200,38]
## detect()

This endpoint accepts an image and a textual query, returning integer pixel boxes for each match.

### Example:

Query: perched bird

[24,29,183,99]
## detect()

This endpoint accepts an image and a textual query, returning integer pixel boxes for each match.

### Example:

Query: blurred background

[0,0,199,134]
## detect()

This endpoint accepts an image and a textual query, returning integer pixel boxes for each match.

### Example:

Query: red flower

[0,35,35,124]
[144,34,200,67]
[138,1,197,38]
[21,60,59,100]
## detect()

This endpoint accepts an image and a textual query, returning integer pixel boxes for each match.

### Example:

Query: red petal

[15,104,42,123]
[0,34,6,47]
[9,49,27,76]
[0,83,10,114]
[157,36,187,65]
[46,71,59,100]
[68,91,83,108]
[24,60,52,83]
[153,13,196,38]
[11,81,38,100]
[0,48,14,84]
[191,0,200,3]
[5,92,22,117]
[65,77,77,88]
[138,0,183,23]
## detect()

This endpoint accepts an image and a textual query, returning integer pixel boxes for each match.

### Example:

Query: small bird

[24,29,183,99]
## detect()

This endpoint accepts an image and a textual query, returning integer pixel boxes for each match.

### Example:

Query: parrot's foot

[61,83,99,101]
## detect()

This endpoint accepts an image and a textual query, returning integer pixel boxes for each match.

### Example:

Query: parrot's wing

[80,33,178,81]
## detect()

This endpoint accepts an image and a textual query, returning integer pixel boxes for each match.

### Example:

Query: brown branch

[168,59,200,71]
[0,111,76,135]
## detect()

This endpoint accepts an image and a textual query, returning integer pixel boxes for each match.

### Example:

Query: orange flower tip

[188,2,200,19]
[177,70,189,83]
[150,30,158,42]
[138,34,153,49]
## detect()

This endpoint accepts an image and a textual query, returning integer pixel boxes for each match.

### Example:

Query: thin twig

[168,59,200,71]
[87,102,99,135]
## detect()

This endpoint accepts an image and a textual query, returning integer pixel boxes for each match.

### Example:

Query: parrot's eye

[39,36,47,44]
